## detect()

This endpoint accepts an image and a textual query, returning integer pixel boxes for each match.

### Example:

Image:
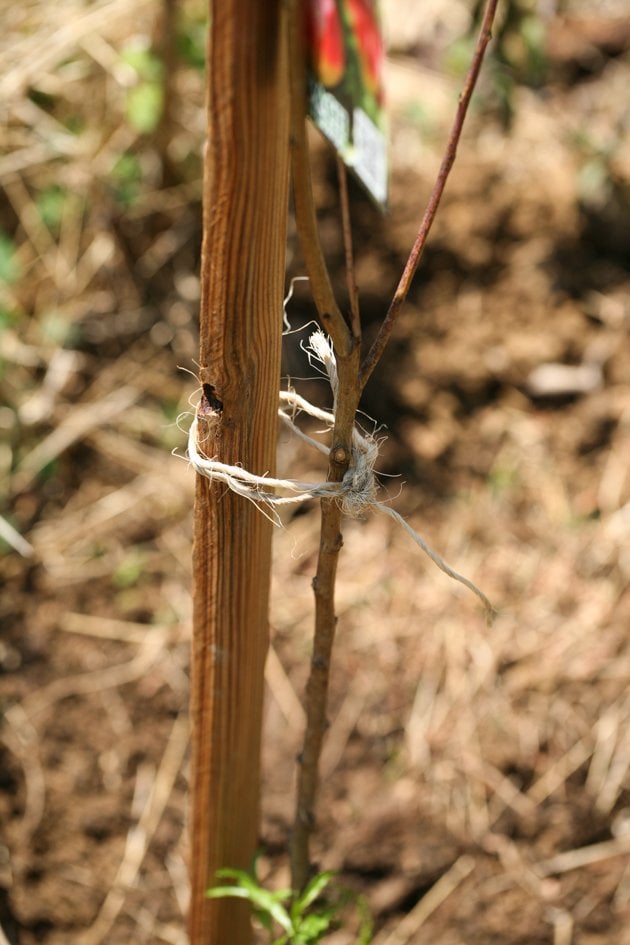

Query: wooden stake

[189,4,290,944]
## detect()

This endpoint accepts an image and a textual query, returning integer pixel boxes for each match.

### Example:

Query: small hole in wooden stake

[200,383,223,415]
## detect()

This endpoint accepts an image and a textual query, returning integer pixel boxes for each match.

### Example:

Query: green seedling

[207,867,372,945]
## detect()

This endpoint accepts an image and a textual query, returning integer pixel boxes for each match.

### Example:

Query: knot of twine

[187,330,494,617]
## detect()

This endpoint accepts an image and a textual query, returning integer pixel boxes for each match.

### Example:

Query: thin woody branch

[287,6,362,883]
[360,0,500,389]
[288,0,498,897]
[290,347,360,894]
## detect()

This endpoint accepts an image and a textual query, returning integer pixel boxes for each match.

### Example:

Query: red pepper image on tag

[305,0,346,89]
[305,0,388,205]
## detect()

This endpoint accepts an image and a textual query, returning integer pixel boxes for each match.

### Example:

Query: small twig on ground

[0,704,45,845]
[83,711,188,945]
[10,636,164,720]
[534,833,630,878]
[373,856,476,945]
[0,514,33,557]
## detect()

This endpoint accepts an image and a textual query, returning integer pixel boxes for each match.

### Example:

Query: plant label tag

[305,0,388,206]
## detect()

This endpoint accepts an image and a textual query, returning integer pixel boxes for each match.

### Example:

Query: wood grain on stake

[189,3,291,944]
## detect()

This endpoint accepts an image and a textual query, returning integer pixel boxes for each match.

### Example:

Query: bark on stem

[288,0,362,890]
[290,357,360,894]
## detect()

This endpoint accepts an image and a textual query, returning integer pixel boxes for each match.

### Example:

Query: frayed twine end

[186,330,495,620]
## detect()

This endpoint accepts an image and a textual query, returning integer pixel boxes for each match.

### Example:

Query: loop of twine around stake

[186,330,495,619]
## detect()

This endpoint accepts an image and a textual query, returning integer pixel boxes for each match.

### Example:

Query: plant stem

[360,0,500,389]
[290,355,360,894]
[287,5,365,891]
[288,0,499,894]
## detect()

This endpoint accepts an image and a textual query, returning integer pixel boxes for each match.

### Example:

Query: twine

[187,330,494,617]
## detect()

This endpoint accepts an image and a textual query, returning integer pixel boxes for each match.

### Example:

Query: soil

[2,3,630,944]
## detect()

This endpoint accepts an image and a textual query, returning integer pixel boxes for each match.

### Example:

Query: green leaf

[120,46,163,81]
[126,82,164,134]
[205,867,372,944]
[293,911,334,944]
[246,889,292,933]
[214,867,266,893]
[207,870,293,935]
[295,871,335,913]
[253,906,273,932]
[176,17,207,69]
[205,885,253,901]
[214,867,245,878]
[355,895,374,944]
